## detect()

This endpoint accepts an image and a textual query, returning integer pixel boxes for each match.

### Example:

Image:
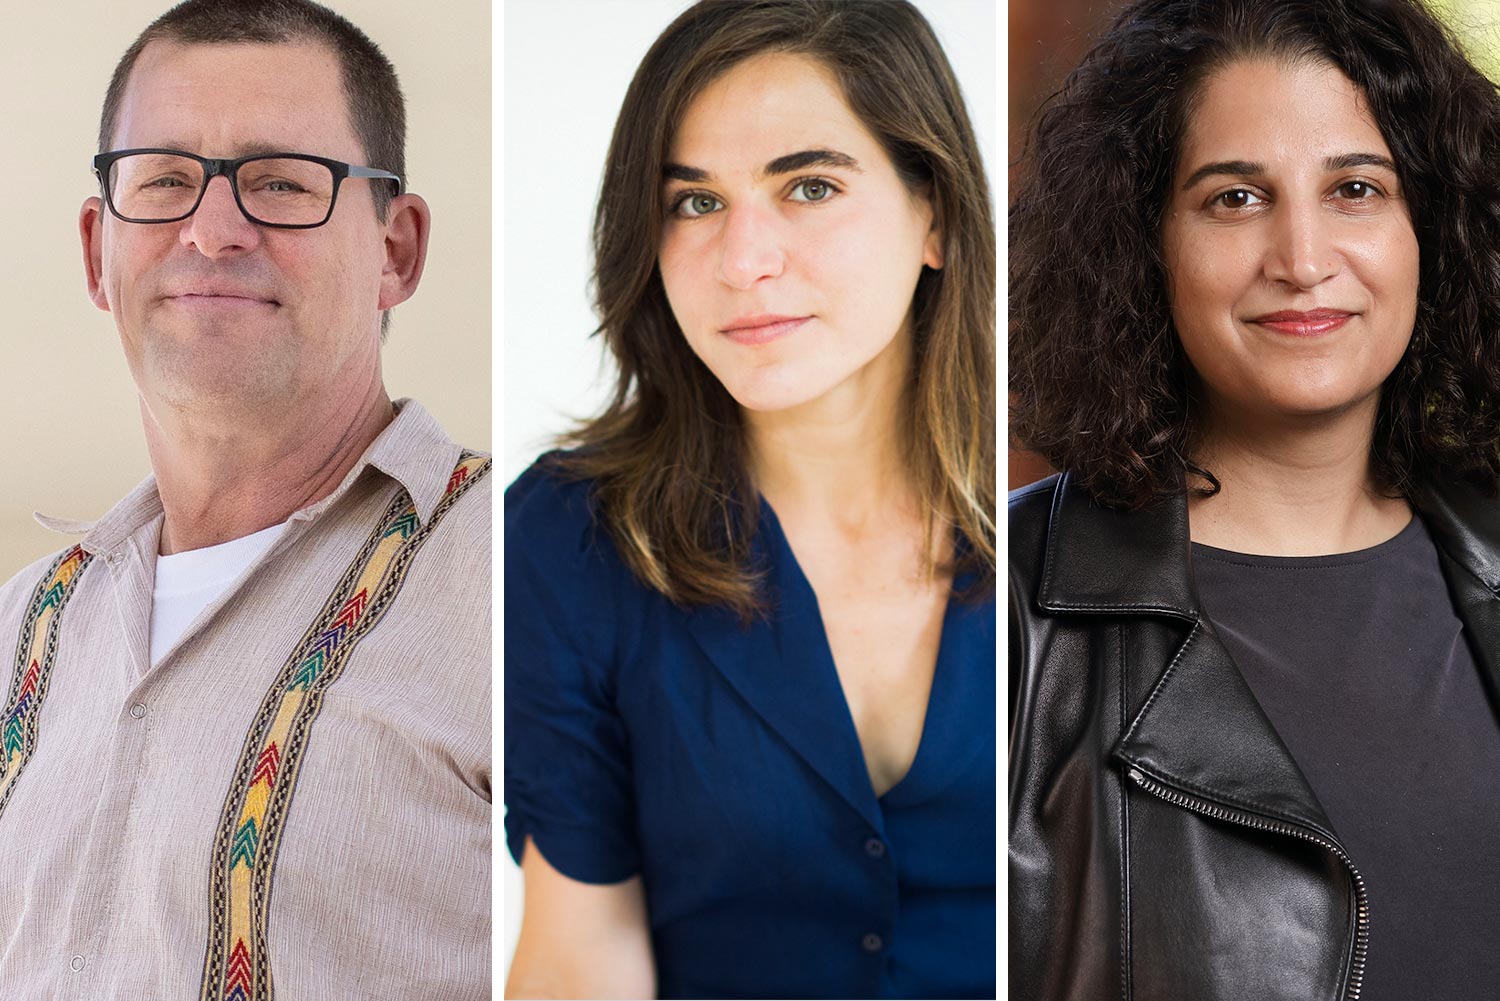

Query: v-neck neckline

[760,497,957,807]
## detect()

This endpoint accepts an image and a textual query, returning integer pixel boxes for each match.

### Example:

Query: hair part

[1010,0,1500,508]
[557,0,995,618]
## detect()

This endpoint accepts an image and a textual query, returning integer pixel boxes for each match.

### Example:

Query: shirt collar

[35,397,463,556]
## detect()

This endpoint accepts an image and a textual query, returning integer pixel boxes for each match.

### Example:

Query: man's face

[83,40,393,426]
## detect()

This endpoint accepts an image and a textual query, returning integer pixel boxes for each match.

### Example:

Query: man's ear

[80,196,111,312]
[377,193,432,311]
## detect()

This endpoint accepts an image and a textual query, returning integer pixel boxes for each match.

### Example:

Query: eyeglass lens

[106,153,336,226]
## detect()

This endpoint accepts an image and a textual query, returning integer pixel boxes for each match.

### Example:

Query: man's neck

[1186,402,1412,556]
[144,378,395,555]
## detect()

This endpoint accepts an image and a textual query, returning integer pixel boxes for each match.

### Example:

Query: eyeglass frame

[91,148,404,230]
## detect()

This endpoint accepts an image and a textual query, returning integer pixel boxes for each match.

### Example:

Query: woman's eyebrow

[1180,159,1263,190]
[663,148,864,183]
[1325,151,1397,173]
[1181,152,1397,190]
[762,148,862,176]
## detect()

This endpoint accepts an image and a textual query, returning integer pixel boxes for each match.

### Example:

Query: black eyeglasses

[92,149,403,229]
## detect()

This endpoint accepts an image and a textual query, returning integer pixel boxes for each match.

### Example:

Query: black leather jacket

[1008,471,1500,1000]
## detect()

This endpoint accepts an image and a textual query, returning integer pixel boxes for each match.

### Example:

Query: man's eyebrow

[662,148,864,184]
[140,141,295,158]
[1181,152,1399,190]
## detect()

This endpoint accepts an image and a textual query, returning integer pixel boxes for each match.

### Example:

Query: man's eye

[259,179,307,194]
[789,178,838,203]
[674,193,723,218]
[143,175,191,189]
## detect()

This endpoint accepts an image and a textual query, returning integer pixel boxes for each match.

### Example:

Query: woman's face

[658,52,943,414]
[1160,57,1420,429]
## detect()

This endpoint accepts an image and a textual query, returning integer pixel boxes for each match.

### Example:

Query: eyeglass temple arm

[346,164,403,193]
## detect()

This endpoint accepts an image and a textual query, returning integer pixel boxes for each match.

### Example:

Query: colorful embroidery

[199,453,489,1001]
[0,545,92,817]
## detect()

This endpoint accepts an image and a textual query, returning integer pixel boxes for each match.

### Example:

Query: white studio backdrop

[500,0,997,984]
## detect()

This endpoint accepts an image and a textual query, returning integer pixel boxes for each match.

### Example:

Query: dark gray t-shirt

[1192,516,1500,999]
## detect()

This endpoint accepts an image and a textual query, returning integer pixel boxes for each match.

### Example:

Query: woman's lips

[719,315,811,345]
[1248,309,1353,336]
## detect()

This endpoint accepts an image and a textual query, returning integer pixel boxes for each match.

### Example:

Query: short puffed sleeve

[503,459,639,883]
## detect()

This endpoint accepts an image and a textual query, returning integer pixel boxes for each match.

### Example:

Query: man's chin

[140,350,301,420]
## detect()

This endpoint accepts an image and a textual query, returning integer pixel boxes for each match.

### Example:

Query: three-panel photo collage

[10,0,1475,998]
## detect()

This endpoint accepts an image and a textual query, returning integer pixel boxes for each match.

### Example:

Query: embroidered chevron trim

[0,545,92,819]
[199,452,490,1001]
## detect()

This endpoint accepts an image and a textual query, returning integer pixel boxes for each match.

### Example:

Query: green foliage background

[1433,0,1500,80]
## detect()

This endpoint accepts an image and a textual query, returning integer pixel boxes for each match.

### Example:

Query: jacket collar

[1039,472,1331,836]
[1038,470,1500,840]
[1408,477,1500,698]
[1038,473,1199,619]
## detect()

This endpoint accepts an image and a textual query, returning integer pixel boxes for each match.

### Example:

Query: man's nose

[716,204,784,290]
[178,175,261,258]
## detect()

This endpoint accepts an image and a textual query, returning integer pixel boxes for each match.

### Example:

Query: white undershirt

[149,521,288,665]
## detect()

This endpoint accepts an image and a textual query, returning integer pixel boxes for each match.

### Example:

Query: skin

[1160,57,1419,555]
[80,40,431,555]
[509,52,950,999]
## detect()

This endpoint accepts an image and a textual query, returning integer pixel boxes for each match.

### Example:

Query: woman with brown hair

[503,1,995,998]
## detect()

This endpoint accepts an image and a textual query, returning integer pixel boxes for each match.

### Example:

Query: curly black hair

[1010,0,1500,508]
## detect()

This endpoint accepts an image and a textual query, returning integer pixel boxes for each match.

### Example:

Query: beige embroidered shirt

[0,399,491,1001]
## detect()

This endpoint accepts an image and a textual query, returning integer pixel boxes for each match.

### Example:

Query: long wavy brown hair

[552,0,995,617]
[1010,0,1500,509]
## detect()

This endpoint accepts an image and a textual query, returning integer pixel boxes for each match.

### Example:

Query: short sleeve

[503,460,640,884]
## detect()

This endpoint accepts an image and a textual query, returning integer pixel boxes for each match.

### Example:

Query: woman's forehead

[1176,58,1391,177]
[666,52,880,174]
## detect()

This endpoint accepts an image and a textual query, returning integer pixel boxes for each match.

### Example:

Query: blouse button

[861,933,884,953]
[864,837,886,859]
[129,703,147,719]
[69,954,86,972]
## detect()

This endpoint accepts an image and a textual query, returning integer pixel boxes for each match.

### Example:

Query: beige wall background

[0,0,491,577]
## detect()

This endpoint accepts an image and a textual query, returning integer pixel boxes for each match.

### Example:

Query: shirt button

[69,954,85,971]
[129,703,147,719]
[106,551,124,566]
[861,933,884,953]
[864,837,886,859]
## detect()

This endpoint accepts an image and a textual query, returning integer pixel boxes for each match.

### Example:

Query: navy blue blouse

[504,458,996,999]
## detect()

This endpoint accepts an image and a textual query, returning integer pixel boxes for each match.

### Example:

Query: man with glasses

[0,1,489,998]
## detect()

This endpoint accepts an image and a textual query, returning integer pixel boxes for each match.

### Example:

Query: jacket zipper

[1126,767,1369,1000]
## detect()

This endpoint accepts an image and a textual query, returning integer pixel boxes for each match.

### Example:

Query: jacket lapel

[1038,473,1337,836]
[682,509,883,832]
[1414,478,1500,700]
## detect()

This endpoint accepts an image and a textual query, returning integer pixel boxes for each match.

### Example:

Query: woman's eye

[1211,188,1262,210]
[1337,180,1381,199]
[789,178,837,203]
[674,193,723,218]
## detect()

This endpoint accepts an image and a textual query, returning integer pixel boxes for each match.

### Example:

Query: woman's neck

[1187,401,1412,556]
[745,333,915,533]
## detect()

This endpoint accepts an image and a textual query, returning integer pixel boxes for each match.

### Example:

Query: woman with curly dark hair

[1010,0,1500,997]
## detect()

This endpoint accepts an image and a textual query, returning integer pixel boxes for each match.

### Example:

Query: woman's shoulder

[504,450,610,552]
